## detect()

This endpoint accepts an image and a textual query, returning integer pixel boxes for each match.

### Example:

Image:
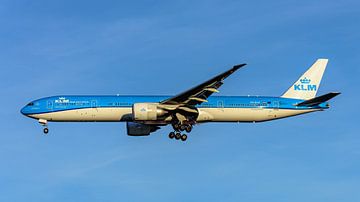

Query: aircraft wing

[161,64,246,106]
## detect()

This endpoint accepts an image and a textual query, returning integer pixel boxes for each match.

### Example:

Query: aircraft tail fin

[295,92,340,107]
[282,59,328,100]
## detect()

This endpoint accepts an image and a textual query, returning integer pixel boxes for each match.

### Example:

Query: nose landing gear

[38,119,49,135]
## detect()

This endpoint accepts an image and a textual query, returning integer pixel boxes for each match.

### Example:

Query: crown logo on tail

[300,77,311,84]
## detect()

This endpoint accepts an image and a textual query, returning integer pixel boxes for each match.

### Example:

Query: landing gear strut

[39,119,49,135]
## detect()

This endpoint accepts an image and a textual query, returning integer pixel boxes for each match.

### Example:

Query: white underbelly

[30,107,320,123]
[197,108,320,122]
[30,107,132,122]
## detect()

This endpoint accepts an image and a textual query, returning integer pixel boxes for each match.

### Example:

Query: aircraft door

[268,101,279,119]
[91,100,97,108]
[218,100,224,112]
[273,101,279,110]
[47,100,53,110]
[90,100,98,119]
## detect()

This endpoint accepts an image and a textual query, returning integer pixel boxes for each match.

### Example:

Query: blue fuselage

[21,95,328,118]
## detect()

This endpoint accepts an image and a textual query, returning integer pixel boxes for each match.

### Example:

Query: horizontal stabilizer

[295,92,341,106]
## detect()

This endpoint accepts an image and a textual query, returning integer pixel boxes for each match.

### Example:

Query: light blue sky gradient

[0,0,359,201]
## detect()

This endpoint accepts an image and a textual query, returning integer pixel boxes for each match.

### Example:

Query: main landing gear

[168,123,193,141]
[168,132,187,141]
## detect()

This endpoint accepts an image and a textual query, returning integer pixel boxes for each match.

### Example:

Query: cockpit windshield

[27,102,34,106]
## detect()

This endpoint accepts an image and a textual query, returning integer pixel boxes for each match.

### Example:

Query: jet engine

[132,103,167,121]
[126,122,160,136]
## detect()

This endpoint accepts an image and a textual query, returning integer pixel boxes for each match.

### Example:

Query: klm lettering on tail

[282,59,328,100]
[294,77,317,91]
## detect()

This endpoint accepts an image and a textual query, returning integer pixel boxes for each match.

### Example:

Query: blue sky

[0,0,359,201]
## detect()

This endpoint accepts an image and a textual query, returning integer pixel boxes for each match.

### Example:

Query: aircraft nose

[20,106,27,116]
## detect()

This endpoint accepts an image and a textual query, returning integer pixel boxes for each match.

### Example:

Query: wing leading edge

[161,64,246,106]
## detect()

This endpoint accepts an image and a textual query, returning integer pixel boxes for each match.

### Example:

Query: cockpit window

[27,102,34,106]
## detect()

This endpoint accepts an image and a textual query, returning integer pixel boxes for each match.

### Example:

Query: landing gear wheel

[169,132,175,139]
[43,128,49,134]
[175,133,181,140]
[179,125,186,131]
[185,125,192,133]
[173,123,180,131]
[181,134,187,141]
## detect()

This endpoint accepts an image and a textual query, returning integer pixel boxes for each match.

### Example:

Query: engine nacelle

[133,103,166,121]
[126,122,159,136]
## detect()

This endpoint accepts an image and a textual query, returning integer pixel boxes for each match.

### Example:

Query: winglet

[233,63,247,70]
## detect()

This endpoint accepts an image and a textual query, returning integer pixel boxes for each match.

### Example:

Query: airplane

[21,59,340,141]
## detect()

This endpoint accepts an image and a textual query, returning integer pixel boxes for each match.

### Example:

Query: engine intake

[133,103,166,121]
